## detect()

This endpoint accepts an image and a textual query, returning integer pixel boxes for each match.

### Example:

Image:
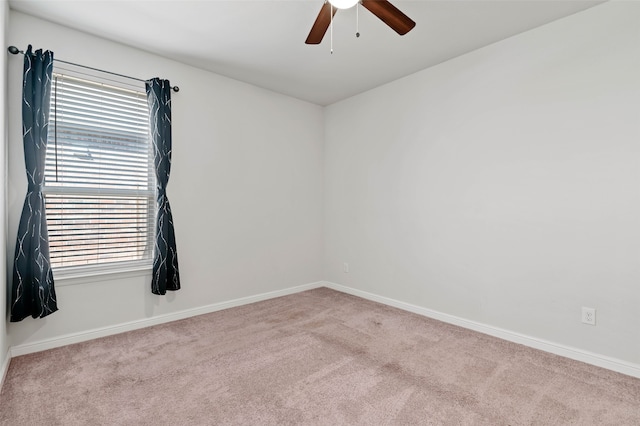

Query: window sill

[53,262,153,287]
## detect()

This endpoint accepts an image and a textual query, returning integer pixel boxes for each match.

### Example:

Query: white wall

[324,1,640,366]
[0,0,9,374]
[6,11,324,348]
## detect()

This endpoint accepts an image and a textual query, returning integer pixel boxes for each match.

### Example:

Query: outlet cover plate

[582,307,596,325]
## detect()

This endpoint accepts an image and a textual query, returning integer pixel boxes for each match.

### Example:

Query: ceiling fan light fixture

[328,0,359,10]
[306,0,415,45]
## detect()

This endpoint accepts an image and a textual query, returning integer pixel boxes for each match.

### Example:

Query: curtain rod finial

[172,86,179,93]
[8,46,22,55]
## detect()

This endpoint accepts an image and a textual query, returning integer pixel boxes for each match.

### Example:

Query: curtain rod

[7,45,179,92]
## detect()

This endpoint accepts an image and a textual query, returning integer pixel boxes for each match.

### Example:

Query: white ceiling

[9,0,603,106]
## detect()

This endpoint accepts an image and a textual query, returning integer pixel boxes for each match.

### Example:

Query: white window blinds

[44,71,155,271]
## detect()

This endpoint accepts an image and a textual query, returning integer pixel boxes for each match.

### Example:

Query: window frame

[43,64,156,283]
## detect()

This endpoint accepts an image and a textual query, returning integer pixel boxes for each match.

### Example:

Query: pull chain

[356,2,360,38]
[330,3,334,54]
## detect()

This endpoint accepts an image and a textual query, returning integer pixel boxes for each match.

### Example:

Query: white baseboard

[9,280,640,380]
[0,348,11,394]
[10,281,325,357]
[323,281,640,379]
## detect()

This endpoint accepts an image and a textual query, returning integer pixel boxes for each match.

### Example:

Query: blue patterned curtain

[146,78,181,295]
[10,46,57,321]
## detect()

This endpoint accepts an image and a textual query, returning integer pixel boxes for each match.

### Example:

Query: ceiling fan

[305,0,416,45]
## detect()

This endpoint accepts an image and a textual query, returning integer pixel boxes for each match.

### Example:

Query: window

[44,68,155,273]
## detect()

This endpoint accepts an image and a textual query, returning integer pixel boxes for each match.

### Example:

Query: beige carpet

[1,287,639,425]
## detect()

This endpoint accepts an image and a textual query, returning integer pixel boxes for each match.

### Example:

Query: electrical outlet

[343,262,349,273]
[582,307,596,325]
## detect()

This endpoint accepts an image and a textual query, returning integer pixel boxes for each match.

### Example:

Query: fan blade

[361,0,416,35]
[306,2,338,44]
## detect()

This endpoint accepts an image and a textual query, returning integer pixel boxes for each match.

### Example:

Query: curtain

[146,78,181,295]
[10,45,57,321]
